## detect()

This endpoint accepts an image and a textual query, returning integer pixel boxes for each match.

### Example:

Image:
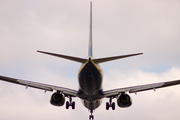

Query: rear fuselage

[78,58,104,110]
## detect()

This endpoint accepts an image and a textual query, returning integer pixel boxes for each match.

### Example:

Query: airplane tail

[37,50,142,64]
[88,1,93,57]
[37,2,143,64]
[92,53,143,63]
[37,51,87,63]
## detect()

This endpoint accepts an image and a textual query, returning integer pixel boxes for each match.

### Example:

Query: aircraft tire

[89,115,94,120]
[66,101,69,109]
[106,102,109,110]
[72,101,75,109]
[112,102,115,110]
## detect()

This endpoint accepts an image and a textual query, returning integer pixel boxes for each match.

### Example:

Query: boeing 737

[0,2,180,120]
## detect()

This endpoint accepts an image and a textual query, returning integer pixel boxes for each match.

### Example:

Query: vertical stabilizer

[88,2,93,57]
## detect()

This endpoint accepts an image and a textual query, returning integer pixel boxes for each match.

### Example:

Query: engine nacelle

[50,92,65,106]
[117,93,132,108]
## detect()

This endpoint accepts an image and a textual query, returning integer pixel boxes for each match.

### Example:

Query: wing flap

[104,79,180,98]
[0,75,78,97]
[18,80,53,91]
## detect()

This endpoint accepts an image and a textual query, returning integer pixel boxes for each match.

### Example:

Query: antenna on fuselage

[88,1,93,57]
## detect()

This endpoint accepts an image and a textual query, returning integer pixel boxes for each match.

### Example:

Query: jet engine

[117,93,132,108]
[50,92,65,106]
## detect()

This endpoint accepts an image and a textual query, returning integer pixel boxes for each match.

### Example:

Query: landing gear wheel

[106,97,115,110]
[66,96,75,109]
[66,101,69,109]
[106,102,109,110]
[112,102,115,110]
[72,101,75,109]
[89,115,94,120]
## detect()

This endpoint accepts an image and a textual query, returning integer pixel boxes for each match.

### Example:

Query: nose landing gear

[89,110,94,120]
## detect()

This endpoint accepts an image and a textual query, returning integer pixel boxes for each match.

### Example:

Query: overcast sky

[0,0,180,120]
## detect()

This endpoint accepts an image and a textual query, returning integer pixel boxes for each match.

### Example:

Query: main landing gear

[106,97,115,110]
[89,110,94,120]
[66,96,75,109]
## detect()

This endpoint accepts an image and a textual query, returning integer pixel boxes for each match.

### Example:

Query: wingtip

[37,50,44,53]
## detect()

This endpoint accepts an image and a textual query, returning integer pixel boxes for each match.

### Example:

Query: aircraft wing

[103,79,180,98]
[0,75,78,97]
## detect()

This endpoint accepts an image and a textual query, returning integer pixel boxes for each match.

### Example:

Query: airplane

[0,2,180,120]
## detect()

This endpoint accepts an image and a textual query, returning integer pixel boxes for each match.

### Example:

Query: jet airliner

[1,2,180,120]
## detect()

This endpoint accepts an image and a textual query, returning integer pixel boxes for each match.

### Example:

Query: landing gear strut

[106,97,115,110]
[89,110,94,120]
[66,96,75,109]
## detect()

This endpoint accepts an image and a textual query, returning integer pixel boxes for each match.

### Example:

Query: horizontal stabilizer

[93,53,143,63]
[37,51,87,63]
